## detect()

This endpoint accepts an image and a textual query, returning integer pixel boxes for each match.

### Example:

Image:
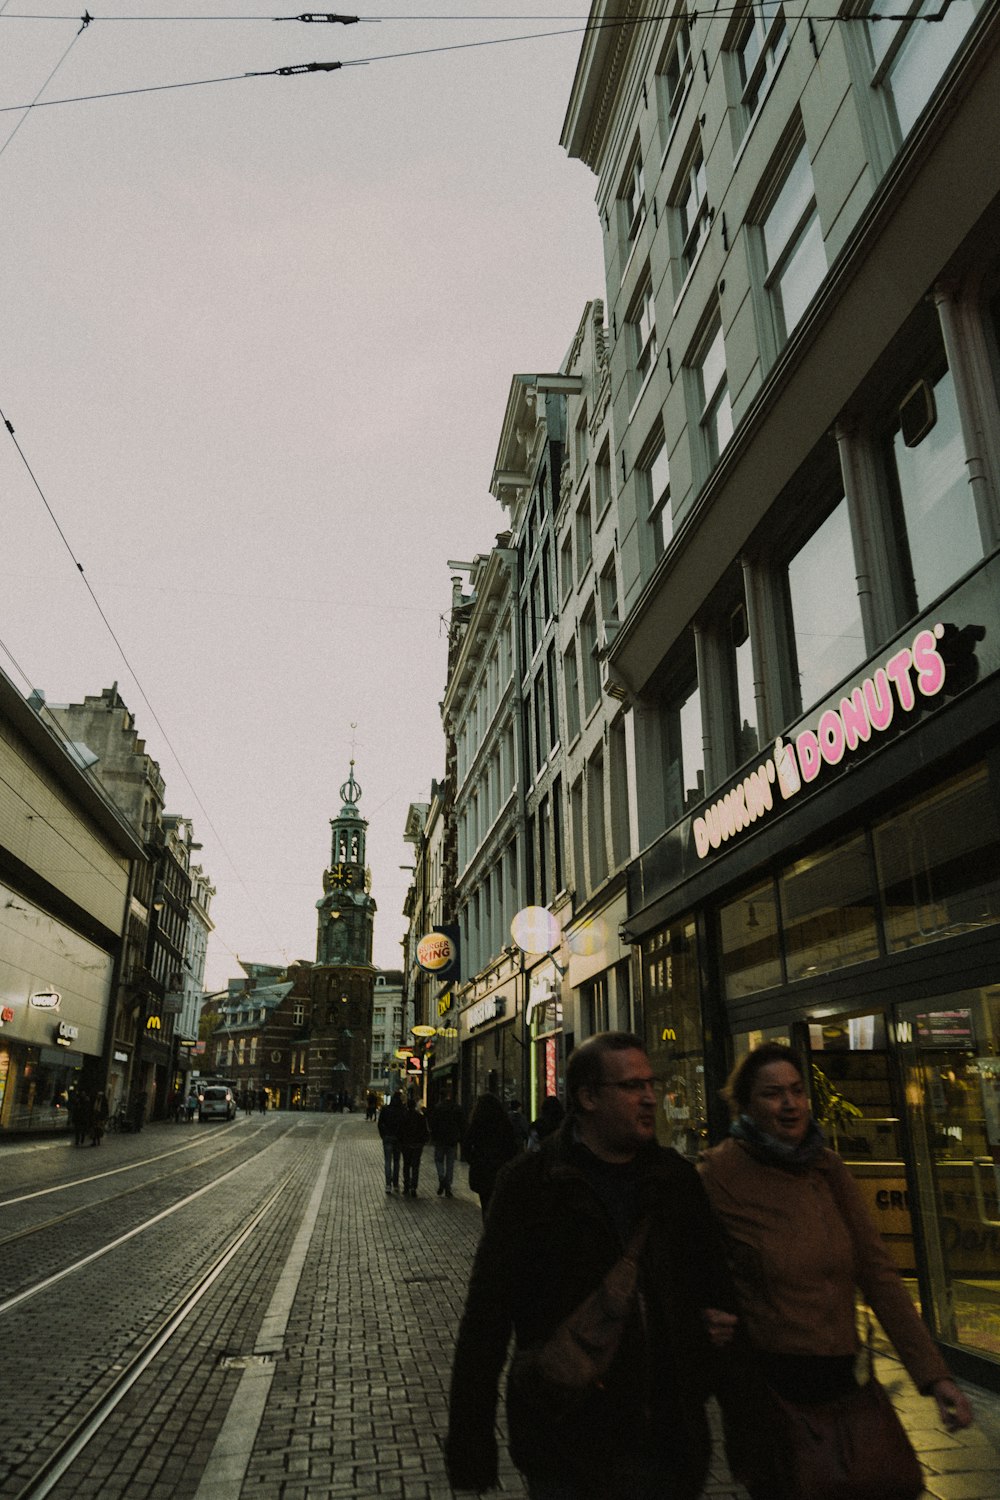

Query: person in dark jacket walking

[377,1090,405,1193]
[463,1092,519,1217]
[398,1096,430,1196]
[445,1032,736,1500]
[429,1085,464,1196]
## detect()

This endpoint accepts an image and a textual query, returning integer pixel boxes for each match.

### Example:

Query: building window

[655,15,692,140]
[728,597,758,765]
[720,880,782,998]
[599,553,619,637]
[639,431,672,565]
[560,532,574,600]
[576,489,593,578]
[595,440,613,517]
[546,643,560,750]
[730,0,788,133]
[571,776,585,895]
[780,833,880,982]
[643,918,704,1156]
[533,675,549,774]
[628,275,657,396]
[865,0,981,145]
[538,794,551,907]
[784,497,864,714]
[619,145,645,251]
[674,140,710,276]
[580,604,601,718]
[662,664,704,824]
[874,763,1000,953]
[552,773,564,894]
[587,746,608,888]
[758,135,825,346]
[692,318,733,471]
[885,359,982,614]
[563,641,581,742]
[609,714,630,869]
[575,406,589,480]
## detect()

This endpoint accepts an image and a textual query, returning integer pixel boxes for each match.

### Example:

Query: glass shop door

[896,985,1000,1363]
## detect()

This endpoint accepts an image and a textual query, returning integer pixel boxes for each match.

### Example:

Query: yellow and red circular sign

[416,931,457,972]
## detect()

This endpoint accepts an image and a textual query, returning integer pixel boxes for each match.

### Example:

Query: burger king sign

[416,928,459,977]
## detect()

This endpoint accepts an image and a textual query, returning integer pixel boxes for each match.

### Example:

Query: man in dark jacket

[429,1085,464,1197]
[445,1032,735,1500]
[377,1090,405,1194]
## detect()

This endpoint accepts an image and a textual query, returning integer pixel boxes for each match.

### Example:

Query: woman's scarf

[730,1112,827,1169]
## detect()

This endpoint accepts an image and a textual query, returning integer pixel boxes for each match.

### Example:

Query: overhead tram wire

[0,404,286,960]
[0,7,926,116]
[0,8,90,157]
[0,4,962,26]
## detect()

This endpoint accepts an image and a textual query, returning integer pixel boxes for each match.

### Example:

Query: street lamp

[509,907,566,1116]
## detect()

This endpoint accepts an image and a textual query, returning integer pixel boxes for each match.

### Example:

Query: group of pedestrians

[444,1033,974,1500]
[376,1084,562,1205]
[68,1086,109,1147]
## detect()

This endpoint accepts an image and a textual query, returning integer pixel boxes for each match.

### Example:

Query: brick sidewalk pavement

[225,1116,999,1499]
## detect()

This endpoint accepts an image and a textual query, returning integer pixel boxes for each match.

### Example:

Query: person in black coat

[398,1096,430,1197]
[377,1090,405,1194]
[445,1033,735,1500]
[462,1092,519,1217]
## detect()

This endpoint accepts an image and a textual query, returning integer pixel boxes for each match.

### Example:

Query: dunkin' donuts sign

[692,624,948,861]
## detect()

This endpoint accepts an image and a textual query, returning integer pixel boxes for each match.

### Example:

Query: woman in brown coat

[699,1043,972,1497]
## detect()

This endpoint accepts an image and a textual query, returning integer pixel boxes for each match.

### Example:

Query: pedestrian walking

[257,1088,267,1114]
[462,1092,520,1218]
[378,1089,405,1193]
[365,1090,378,1121]
[507,1097,530,1149]
[429,1085,464,1197]
[528,1092,564,1150]
[69,1086,91,1147]
[90,1089,109,1147]
[399,1096,430,1197]
[185,1088,198,1122]
[445,1032,735,1499]
[700,1043,972,1500]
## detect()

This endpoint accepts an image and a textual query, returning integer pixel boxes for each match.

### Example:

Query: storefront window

[720,878,782,998]
[874,763,1000,953]
[644,918,707,1157]
[780,832,880,981]
[898,984,1000,1360]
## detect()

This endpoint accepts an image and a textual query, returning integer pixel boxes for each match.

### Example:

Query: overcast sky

[0,2,605,988]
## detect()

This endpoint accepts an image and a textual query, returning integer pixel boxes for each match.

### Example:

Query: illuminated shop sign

[692,624,949,862]
[467,995,505,1030]
[30,990,61,1010]
[56,1020,79,1046]
[0,1007,14,1025]
[416,925,460,978]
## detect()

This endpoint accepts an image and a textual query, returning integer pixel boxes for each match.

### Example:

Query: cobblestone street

[3,1114,999,1500]
[239,1116,1000,1500]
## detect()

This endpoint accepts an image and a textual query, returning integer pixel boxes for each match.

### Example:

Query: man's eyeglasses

[594,1076,659,1095]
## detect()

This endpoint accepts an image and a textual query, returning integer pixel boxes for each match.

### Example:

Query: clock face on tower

[324,863,356,892]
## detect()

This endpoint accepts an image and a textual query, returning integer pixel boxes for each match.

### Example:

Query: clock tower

[316,761,376,966]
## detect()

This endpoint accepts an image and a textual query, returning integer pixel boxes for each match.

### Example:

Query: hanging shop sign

[691,623,955,863]
[55,1021,79,1046]
[0,1007,14,1026]
[30,990,61,1011]
[416,926,460,978]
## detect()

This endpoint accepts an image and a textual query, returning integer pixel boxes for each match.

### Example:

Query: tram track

[0,1119,291,1251]
[0,1122,296,1317]
[11,1168,295,1500]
